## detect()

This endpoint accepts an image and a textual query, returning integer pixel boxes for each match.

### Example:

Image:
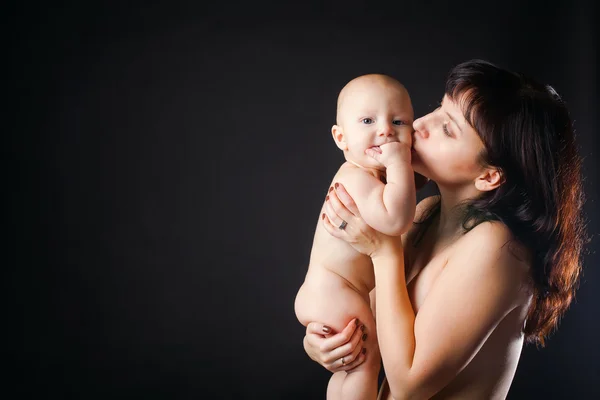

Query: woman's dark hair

[416,59,588,347]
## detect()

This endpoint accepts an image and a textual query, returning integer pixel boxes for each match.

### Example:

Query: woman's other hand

[303,319,367,372]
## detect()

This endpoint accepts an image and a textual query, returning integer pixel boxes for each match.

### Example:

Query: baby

[294,74,416,399]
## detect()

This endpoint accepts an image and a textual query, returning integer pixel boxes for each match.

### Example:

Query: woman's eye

[393,120,406,126]
[442,122,452,136]
[362,118,374,124]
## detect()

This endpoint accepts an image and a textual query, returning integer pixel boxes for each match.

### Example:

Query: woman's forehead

[441,95,467,125]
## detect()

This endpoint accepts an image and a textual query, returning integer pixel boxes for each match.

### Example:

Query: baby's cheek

[399,135,412,147]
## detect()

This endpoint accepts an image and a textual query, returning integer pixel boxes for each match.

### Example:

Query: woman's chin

[411,164,429,180]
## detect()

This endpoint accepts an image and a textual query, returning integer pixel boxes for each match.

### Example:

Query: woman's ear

[474,167,504,192]
[331,125,348,151]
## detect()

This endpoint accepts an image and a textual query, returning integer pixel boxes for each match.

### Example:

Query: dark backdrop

[7,1,598,399]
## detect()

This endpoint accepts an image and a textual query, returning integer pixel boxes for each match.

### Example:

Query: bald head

[336,74,409,124]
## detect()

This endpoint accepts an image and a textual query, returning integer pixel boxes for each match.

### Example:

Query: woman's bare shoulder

[457,221,533,288]
[464,221,531,262]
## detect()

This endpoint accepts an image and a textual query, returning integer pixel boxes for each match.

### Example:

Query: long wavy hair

[415,60,588,347]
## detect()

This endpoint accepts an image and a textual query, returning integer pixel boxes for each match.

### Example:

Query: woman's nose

[413,116,429,139]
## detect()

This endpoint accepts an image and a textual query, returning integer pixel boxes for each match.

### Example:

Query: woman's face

[411,94,486,186]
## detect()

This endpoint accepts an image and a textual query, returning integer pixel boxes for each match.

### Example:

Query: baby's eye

[362,118,374,124]
[393,120,406,126]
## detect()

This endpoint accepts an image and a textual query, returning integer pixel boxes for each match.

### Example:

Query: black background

[7,1,599,398]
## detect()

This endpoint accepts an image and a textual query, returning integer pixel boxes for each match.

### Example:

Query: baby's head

[332,74,414,169]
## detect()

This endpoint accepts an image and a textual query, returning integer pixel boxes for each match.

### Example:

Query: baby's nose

[378,123,394,136]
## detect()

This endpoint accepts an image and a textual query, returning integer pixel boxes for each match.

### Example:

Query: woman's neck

[435,183,480,239]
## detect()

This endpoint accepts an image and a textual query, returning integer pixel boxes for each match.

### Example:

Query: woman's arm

[324,184,529,400]
[374,224,526,399]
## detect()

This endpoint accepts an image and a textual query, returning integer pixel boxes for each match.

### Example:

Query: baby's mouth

[369,145,382,154]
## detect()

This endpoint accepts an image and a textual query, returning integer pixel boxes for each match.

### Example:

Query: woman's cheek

[447,150,483,179]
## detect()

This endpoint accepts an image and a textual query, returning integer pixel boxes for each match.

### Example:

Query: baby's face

[337,80,414,169]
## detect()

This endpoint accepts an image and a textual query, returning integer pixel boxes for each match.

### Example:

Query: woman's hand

[303,318,367,372]
[322,183,390,257]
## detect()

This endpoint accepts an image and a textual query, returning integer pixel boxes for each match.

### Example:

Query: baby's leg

[325,310,380,400]
[295,272,380,400]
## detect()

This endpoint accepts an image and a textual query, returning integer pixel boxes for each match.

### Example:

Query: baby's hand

[366,142,411,168]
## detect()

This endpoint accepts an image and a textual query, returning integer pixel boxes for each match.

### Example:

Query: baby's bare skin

[295,74,416,400]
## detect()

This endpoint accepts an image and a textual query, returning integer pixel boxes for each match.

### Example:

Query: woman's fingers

[339,343,367,372]
[319,319,368,373]
[333,183,361,217]
[321,182,364,239]
[324,195,347,231]
[303,319,365,372]
[326,185,357,226]
[306,321,334,336]
[323,187,369,243]
[337,347,367,371]
[318,318,361,353]
[325,322,366,364]
[325,187,361,226]
[322,212,345,240]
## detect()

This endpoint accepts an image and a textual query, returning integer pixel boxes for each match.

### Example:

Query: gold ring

[341,357,345,365]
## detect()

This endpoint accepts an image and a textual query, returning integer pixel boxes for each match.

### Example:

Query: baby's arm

[339,144,416,235]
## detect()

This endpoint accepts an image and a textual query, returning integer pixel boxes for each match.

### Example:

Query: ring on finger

[341,357,345,366]
[338,220,348,230]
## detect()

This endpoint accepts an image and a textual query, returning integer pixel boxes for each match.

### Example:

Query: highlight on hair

[418,60,588,347]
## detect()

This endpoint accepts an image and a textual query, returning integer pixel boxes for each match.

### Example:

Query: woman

[303,59,587,399]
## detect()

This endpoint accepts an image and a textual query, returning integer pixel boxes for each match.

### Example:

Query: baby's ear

[331,125,348,151]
